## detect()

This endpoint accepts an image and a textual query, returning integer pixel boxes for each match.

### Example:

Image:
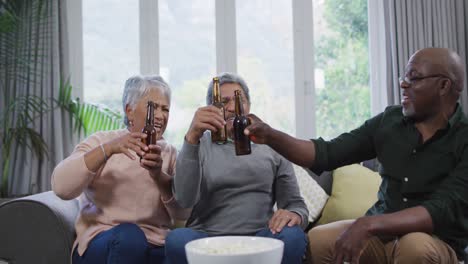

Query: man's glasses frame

[399,74,450,85]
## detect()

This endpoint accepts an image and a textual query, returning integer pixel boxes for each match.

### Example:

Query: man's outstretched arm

[245,113,316,167]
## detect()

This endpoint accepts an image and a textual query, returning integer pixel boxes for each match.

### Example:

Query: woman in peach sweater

[52,76,189,264]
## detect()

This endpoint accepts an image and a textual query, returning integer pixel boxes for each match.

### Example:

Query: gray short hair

[206,72,251,105]
[122,75,171,127]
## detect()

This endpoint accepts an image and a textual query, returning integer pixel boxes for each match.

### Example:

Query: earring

[129,120,134,127]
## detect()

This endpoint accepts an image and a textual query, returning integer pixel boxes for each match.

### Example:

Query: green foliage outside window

[315,0,370,139]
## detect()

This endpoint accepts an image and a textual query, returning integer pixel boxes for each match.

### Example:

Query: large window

[313,0,370,139]
[237,0,295,136]
[82,0,139,111]
[81,0,370,146]
[159,0,216,146]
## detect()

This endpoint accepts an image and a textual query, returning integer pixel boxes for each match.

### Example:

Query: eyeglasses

[399,74,449,85]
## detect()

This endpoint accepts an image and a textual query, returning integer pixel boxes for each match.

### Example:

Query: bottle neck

[235,94,243,117]
[213,84,221,103]
[146,102,154,126]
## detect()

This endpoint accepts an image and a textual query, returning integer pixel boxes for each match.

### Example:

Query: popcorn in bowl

[185,236,284,264]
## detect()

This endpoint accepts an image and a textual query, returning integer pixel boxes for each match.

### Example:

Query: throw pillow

[293,165,329,223]
[316,164,381,225]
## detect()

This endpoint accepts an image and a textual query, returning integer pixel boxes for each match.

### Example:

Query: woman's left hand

[140,144,172,196]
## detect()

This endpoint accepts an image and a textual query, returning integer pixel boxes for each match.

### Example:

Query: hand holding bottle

[140,143,162,176]
[140,142,173,200]
[244,113,274,144]
[104,132,149,160]
[186,106,226,144]
[84,132,148,173]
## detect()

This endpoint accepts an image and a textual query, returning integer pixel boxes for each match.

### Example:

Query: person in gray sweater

[165,72,308,264]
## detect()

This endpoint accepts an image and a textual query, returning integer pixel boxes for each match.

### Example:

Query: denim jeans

[165,225,307,264]
[72,223,166,264]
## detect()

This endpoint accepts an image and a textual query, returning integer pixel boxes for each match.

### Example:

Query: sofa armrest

[0,191,79,264]
[465,246,468,263]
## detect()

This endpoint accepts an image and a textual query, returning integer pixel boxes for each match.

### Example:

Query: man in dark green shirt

[245,47,467,263]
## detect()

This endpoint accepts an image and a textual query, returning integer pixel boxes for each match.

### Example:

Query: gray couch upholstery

[0,191,79,264]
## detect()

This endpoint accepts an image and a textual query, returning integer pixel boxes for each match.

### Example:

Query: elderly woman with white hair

[51,75,189,264]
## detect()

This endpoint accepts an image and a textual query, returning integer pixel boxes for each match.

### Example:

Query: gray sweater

[174,132,308,235]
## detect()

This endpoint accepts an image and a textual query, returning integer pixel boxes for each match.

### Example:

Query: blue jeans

[165,226,307,264]
[72,223,166,264]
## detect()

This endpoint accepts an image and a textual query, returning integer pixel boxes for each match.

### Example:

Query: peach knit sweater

[51,129,190,256]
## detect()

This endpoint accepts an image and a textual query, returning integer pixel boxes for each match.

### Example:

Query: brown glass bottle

[233,90,251,155]
[141,101,157,161]
[211,77,227,144]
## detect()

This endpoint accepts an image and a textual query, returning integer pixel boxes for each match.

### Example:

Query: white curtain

[369,0,468,115]
[1,0,78,196]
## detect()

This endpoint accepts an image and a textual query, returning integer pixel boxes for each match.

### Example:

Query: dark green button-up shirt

[311,104,468,258]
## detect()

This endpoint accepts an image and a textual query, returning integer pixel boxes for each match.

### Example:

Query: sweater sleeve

[161,144,192,221]
[51,133,103,200]
[275,154,309,230]
[173,138,203,208]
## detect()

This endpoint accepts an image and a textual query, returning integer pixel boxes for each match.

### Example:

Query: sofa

[0,161,466,264]
[0,191,78,264]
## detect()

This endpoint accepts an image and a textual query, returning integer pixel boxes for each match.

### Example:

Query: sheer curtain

[369,0,468,115]
[1,0,77,196]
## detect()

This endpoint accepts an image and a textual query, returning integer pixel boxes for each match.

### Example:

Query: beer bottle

[233,90,251,155]
[211,77,227,144]
[141,101,157,161]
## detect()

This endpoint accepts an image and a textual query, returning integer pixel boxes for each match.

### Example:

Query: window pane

[236,0,295,136]
[83,0,139,112]
[159,0,216,148]
[313,0,370,139]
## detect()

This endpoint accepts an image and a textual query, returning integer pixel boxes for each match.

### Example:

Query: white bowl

[185,236,284,264]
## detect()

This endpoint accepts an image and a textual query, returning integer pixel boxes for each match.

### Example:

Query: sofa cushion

[303,168,333,196]
[316,164,381,225]
[293,165,329,223]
